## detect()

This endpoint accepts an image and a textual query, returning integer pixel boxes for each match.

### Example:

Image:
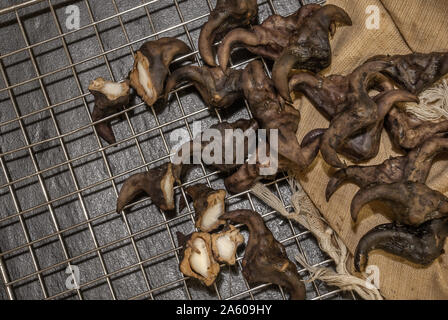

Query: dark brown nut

[366,52,448,95]
[355,218,448,272]
[116,163,181,213]
[326,134,448,201]
[164,66,243,110]
[129,37,192,106]
[289,63,409,164]
[221,210,306,300]
[241,60,323,170]
[386,107,448,150]
[89,77,130,144]
[350,181,448,226]
[185,184,227,232]
[179,232,221,286]
[289,69,394,120]
[224,162,260,194]
[217,4,321,72]
[198,0,258,67]
[313,61,418,168]
[173,118,259,174]
[272,4,352,101]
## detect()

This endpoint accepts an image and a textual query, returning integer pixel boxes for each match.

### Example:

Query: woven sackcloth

[293,0,448,300]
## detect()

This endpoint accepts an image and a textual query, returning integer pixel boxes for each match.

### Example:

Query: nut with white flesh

[88,78,130,144]
[89,77,130,102]
[116,163,181,213]
[185,184,227,232]
[179,232,220,286]
[211,225,244,265]
[130,51,158,106]
[129,37,192,106]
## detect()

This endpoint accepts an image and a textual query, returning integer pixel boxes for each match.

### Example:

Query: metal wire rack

[0,0,353,300]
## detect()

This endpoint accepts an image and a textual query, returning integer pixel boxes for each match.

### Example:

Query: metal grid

[0,0,352,300]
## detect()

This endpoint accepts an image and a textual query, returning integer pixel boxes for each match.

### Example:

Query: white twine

[405,79,448,121]
[251,180,383,300]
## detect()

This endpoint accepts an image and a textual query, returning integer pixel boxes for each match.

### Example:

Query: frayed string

[251,181,383,300]
[405,79,448,121]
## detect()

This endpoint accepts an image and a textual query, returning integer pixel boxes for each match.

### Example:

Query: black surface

[0,0,347,300]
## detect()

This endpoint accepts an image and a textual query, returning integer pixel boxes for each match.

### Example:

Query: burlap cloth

[295,0,448,299]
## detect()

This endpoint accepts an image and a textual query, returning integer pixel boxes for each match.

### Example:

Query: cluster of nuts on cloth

[88,0,448,299]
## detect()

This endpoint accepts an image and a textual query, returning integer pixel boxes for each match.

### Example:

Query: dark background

[0,0,352,300]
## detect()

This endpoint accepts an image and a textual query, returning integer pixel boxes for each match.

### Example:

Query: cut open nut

[116,163,181,213]
[211,225,244,265]
[129,38,192,107]
[185,184,227,232]
[161,163,176,210]
[88,77,130,144]
[89,77,130,102]
[130,51,158,106]
[179,232,220,286]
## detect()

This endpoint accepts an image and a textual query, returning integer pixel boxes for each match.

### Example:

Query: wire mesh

[0,0,353,300]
